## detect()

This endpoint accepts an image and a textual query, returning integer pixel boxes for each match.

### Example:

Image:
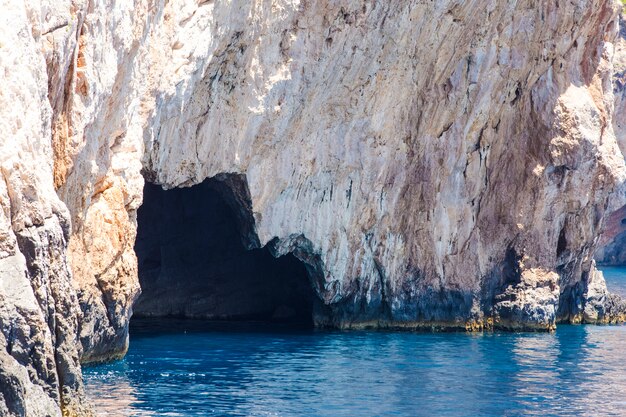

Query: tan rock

[1,1,626,415]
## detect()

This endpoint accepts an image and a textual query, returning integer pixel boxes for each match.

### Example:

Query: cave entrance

[132,174,317,327]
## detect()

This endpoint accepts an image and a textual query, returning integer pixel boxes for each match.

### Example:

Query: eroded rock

[2,1,626,415]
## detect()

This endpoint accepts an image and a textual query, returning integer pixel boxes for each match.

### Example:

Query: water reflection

[84,361,154,416]
[83,320,626,417]
[509,333,563,415]
[558,326,626,416]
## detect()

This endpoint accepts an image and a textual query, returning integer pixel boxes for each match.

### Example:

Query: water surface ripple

[84,266,626,416]
[84,321,626,417]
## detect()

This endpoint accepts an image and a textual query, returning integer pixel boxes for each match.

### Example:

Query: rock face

[614,12,626,151]
[1,0,626,415]
[596,204,626,265]
[0,1,94,414]
[596,12,626,266]
[139,0,626,332]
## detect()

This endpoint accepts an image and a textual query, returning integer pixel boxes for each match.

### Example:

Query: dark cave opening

[132,175,317,327]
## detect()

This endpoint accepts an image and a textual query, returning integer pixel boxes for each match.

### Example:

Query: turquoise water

[83,268,626,417]
[600,265,626,298]
[84,321,626,417]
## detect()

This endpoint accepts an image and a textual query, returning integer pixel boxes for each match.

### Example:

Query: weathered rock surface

[0,1,92,414]
[580,264,626,323]
[2,0,626,415]
[596,204,626,265]
[614,12,626,151]
[596,11,626,266]
[138,0,626,333]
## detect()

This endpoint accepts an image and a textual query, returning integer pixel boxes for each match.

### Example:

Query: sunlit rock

[1,1,626,415]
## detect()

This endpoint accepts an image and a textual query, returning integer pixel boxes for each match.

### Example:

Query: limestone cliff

[138,0,626,332]
[0,2,93,415]
[1,0,626,415]
[596,11,626,266]
[596,205,626,265]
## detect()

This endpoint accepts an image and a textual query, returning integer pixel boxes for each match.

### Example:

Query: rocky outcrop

[2,0,626,415]
[596,11,626,266]
[0,1,92,414]
[138,0,626,332]
[50,0,147,366]
[579,264,626,323]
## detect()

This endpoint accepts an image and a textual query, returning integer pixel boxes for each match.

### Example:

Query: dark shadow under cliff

[133,176,317,327]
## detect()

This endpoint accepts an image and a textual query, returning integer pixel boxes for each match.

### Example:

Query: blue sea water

[83,268,626,417]
[600,265,626,298]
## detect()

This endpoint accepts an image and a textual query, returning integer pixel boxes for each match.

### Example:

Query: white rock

[1,1,626,415]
